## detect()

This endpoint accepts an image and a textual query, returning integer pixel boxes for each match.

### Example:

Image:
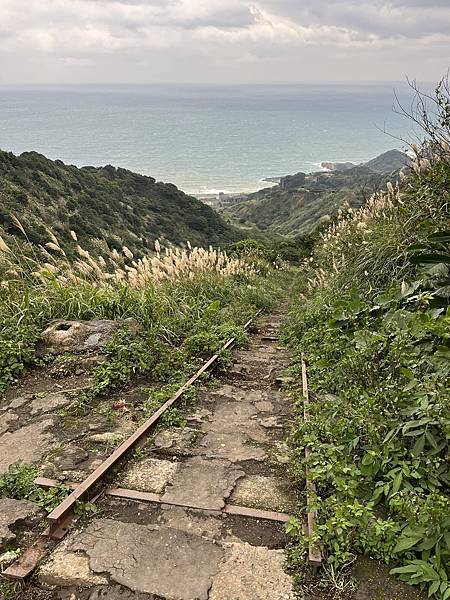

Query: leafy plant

[0,462,69,513]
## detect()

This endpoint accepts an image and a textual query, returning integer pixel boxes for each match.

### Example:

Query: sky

[0,0,449,84]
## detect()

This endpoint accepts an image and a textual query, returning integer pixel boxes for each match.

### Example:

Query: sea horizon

[0,82,417,194]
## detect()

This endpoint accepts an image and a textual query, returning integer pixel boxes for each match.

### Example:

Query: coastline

[191,179,278,207]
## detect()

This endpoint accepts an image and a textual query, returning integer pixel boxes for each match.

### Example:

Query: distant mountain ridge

[0,150,241,256]
[221,150,409,237]
[321,149,410,174]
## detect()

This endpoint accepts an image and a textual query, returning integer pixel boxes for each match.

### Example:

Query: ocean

[0,83,415,195]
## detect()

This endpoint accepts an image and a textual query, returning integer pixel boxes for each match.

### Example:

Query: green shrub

[285,160,450,598]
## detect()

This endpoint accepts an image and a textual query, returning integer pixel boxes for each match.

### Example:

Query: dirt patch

[352,555,426,599]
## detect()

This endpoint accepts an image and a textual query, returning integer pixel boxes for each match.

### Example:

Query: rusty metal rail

[3,308,263,580]
[301,352,322,569]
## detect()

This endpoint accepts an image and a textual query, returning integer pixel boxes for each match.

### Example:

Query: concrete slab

[119,458,179,493]
[199,401,269,444]
[230,475,296,513]
[209,543,294,600]
[201,401,257,432]
[29,392,72,415]
[197,432,267,462]
[0,498,41,548]
[161,456,244,510]
[40,538,108,588]
[0,418,55,473]
[254,400,274,412]
[0,411,19,435]
[159,505,223,540]
[42,519,224,600]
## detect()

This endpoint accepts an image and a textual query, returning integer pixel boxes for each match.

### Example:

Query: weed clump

[0,462,69,513]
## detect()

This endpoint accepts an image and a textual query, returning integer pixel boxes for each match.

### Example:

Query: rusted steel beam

[46,309,263,529]
[3,490,103,579]
[223,504,290,523]
[2,536,54,580]
[35,477,77,489]
[301,353,322,568]
[36,479,291,523]
[108,486,290,522]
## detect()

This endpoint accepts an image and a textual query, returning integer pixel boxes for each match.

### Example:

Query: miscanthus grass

[300,152,448,295]
[0,230,286,392]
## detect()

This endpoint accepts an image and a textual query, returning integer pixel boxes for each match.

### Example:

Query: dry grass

[0,233,258,291]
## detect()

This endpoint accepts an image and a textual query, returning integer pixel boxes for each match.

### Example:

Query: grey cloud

[0,0,448,83]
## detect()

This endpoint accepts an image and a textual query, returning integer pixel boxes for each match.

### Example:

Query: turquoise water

[0,83,414,194]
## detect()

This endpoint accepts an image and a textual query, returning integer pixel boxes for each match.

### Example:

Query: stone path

[38,309,298,599]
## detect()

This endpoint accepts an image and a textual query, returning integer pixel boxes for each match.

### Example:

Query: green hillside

[223,151,408,237]
[0,150,241,255]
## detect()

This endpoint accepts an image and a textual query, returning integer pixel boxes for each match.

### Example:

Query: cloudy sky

[1,0,449,84]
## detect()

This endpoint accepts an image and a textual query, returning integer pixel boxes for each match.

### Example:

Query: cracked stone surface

[209,543,295,600]
[199,401,269,444]
[7,395,31,410]
[34,309,297,598]
[0,498,41,547]
[161,456,244,510]
[41,519,224,600]
[0,418,55,473]
[185,407,212,424]
[200,401,257,431]
[119,458,179,493]
[230,475,297,513]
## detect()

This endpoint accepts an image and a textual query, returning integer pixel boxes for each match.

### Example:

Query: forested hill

[0,150,241,255]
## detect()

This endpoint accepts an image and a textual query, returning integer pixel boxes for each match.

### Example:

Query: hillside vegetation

[0,150,241,257]
[223,150,409,237]
[285,134,450,595]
